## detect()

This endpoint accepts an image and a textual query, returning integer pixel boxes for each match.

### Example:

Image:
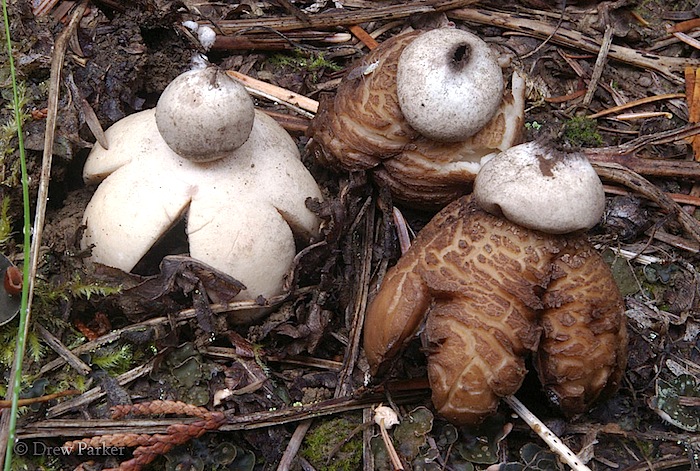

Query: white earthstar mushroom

[473,141,605,234]
[81,68,323,310]
[396,28,505,142]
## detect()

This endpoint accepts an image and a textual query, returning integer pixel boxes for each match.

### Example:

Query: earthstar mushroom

[363,194,627,425]
[155,67,255,162]
[81,68,323,317]
[308,27,525,208]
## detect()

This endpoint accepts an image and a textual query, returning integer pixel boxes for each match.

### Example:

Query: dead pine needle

[503,395,591,471]
[587,93,685,119]
[378,418,403,471]
[685,67,700,161]
[0,390,80,408]
[277,419,312,471]
[615,111,673,121]
[582,25,614,109]
[373,406,403,471]
[226,70,318,115]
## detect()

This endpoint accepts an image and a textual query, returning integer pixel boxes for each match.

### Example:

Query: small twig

[363,408,374,471]
[650,229,700,254]
[668,17,700,33]
[603,184,700,207]
[600,246,662,265]
[261,109,311,133]
[46,361,155,419]
[273,0,311,26]
[545,89,586,104]
[277,419,312,471]
[685,67,700,161]
[326,420,372,465]
[20,388,432,439]
[450,7,698,82]
[209,0,480,34]
[672,31,700,52]
[36,323,91,375]
[584,122,700,179]
[378,418,404,471]
[211,29,353,51]
[503,395,591,471]
[0,390,80,408]
[227,70,318,115]
[615,111,673,121]
[335,198,374,397]
[65,72,108,149]
[38,288,314,376]
[31,0,59,16]
[591,122,700,155]
[520,0,565,60]
[593,162,700,245]
[582,25,614,109]
[348,24,379,50]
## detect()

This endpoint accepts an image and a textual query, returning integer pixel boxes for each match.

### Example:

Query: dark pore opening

[451,43,471,70]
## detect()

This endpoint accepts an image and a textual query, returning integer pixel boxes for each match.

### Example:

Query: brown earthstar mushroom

[81,68,323,319]
[308,28,525,208]
[363,195,627,425]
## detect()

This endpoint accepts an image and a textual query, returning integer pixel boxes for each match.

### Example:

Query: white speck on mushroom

[197,26,216,51]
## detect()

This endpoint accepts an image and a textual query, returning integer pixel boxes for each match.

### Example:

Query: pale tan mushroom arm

[187,192,296,302]
[249,111,324,240]
[308,31,421,171]
[426,298,530,425]
[536,240,628,415]
[81,165,193,272]
[83,110,157,185]
[363,256,431,373]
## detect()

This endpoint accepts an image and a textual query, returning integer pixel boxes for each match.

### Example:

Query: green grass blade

[1,1,33,469]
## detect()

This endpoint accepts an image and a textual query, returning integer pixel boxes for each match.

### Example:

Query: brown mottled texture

[310,32,420,172]
[307,30,524,209]
[538,248,628,414]
[363,196,627,425]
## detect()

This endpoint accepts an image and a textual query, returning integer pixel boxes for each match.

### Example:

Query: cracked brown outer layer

[363,196,627,425]
[307,31,524,209]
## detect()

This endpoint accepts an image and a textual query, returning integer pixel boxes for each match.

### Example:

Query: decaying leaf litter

[2,0,700,469]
